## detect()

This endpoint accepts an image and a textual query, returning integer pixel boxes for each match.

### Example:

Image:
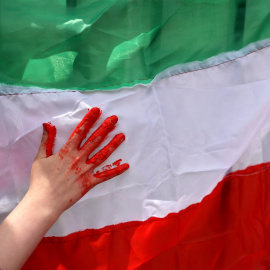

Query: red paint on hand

[69,107,101,144]
[94,163,130,179]
[43,122,57,157]
[82,115,118,150]
[87,133,125,165]
[79,132,127,196]
[96,159,123,174]
[79,174,93,197]
[58,147,69,160]
[40,108,129,202]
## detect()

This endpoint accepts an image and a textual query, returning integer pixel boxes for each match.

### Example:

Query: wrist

[23,190,62,224]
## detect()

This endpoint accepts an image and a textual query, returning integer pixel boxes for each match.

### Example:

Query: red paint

[69,107,101,143]
[80,174,93,197]
[82,115,118,150]
[94,163,129,179]
[87,133,125,164]
[96,159,123,174]
[75,167,82,175]
[60,108,101,158]
[78,133,127,196]
[78,163,129,196]
[43,122,57,157]
[112,159,122,167]
[50,109,129,198]
[67,154,84,172]
[58,147,69,160]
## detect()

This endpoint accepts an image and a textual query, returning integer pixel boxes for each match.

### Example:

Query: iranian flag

[1,1,270,269]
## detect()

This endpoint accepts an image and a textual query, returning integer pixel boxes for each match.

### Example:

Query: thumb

[35,123,56,160]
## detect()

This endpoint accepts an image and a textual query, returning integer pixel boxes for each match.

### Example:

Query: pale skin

[0,108,129,270]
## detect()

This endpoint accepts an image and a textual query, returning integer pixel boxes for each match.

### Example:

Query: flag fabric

[1,1,270,269]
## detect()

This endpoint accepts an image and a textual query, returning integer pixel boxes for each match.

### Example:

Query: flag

[1,1,270,269]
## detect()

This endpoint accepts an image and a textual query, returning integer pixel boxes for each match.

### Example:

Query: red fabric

[23,162,270,270]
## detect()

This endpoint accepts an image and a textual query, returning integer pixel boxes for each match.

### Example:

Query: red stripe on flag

[23,162,270,270]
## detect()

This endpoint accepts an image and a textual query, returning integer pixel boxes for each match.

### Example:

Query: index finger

[68,107,101,150]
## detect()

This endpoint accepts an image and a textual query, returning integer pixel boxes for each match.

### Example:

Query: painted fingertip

[115,163,130,174]
[107,115,118,125]
[115,133,125,143]
[42,123,57,157]
[43,122,55,133]
[42,123,47,132]
[121,163,130,171]
[84,107,101,120]
[90,107,101,116]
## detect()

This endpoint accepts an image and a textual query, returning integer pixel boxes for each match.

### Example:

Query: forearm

[0,192,61,270]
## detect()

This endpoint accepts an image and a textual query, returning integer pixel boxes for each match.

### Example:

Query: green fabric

[0,0,270,91]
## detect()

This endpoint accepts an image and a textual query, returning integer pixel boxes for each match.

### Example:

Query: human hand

[28,107,129,216]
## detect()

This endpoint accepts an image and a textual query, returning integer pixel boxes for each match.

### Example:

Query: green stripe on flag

[0,0,270,91]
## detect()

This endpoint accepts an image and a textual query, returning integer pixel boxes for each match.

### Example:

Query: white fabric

[1,44,270,236]
[153,38,270,87]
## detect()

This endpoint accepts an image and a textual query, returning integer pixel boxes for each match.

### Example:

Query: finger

[95,159,123,174]
[35,124,48,160]
[93,163,129,184]
[79,163,129,197]
[44,123,57,157]
[81,115,118,157]
[35,123,56,160]
[86,133,125,166]
[68,107,101,149]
